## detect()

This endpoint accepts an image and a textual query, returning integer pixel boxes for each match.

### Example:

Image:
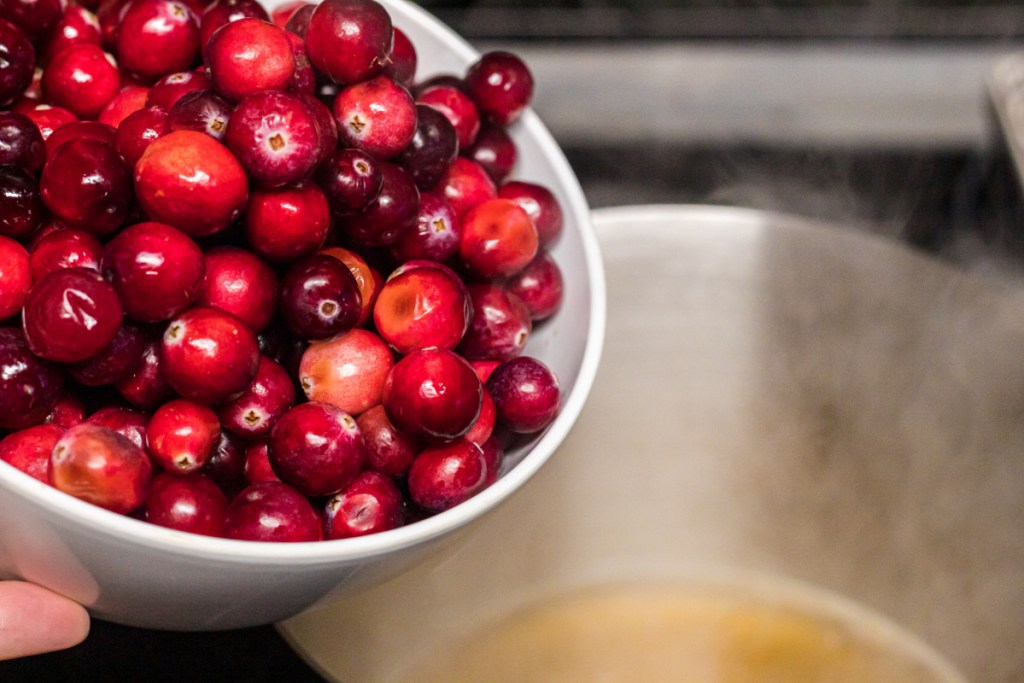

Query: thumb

[0,581,90,660]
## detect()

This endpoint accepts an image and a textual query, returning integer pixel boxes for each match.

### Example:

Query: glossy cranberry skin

[242,440,278,483]
[464,386,496,446]
[0,235,30,321]
[68,320,147,386]
[116,0,200,80]
[407,439,487,512]
[23,267,123,362]
[168,89,233,141]
[278,254,361,341]
[356,403,419,478]
[145,471,226,536]
[27,228,98,286]
[395,104,457,192]
[244,182,329,262]
[268,401,364,497]
[304,0,391,85]
[202,429,246,491]
[320,246,382,327]
[417,85,479,150]
[487,356,560,434]
[383,348,482,442]
[0,18,34,106]
[463,51,534,126]
[0,110,45,172]
[146,70,211,110]
[0,166,45,239]
[43,120,116,162]
[217,355,295,440]
[135,130,249,236]
[0,327,63,428]
[41,5,102,63]
[195,246,277,332]
[340,161,419,247]
[225,90,320,187]
[458,283,532,362]
[42,43,120,119]
[315,147,382,216]
[507,251,563,321]
[333,76,416,160]
[323,470,403,539]
[161,306,260,405]
[389,191,459,263]
[85,406,148,449]
[146,398,220,473]
[434,156,496,220]
[223,481,321,542]
[299,328,393,416]
[113,105,169,165]
[294,91,336,165]
[459,198,539,280]
[97,84,150,128]
[40,138,131,234]
[0,423,61,483]
[199,0,269,55]
[50,424,152,515]
[115,338,174,410]
[465,122,518,185]
[498,180,563,248]
[373,260,471,354]
[383,27,415,88]
[205,17,294,102]
[45,389,86,429]
[1,0,63,39]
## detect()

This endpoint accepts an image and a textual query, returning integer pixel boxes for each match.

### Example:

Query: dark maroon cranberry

[0,327,63,429]
[113,105,170,166]
[498,180,563,248]
[394,104,457,191]
[43,120,117,162]
[278,254,362,341]
[457,283,532,362]
[223,480,322,542]
[373,260,471,354]
[168,89,233,141]
[115,338,175,410]
[217,355,295,440]
[464,122,517,185]
[257,324,305,378]
[0,166,44,239]
[479,434,504,484]
[225,89,320,188]
[101,221,205,322]
[23,267,123,363]
[0,423,61,483]
[202,429,246,492]
[388,191,459,263]
[68,321,147,386]
[0,18,35,106]
[356,403,419,478]
[332,75,416,160]
[304,0,391,85]
[146,70,212,110]
[244,183,330,263]
[85,406,149,450]
[417,85,479,150]
[205,17,295,102]
[382,27,415,88]
[507,251,563,321]
[116,0,200,80]
[323,470,403,539]
[339,161,419,247]
[146,398,221,473]
[407,439,487,512]
[268,401,364,497]
[315,147,382,216]
[283,2,314,38]
[145,471,227,536]
[463,51,534,126]
[1,0,63,39]
[161,306,260,405]
[40,137,131,235]
[486,356,560,434]
[383,348,482,442]
[242,440,278,483]
[199,0,270,55]
[50,423,153,515]
[0,110,44,172]
[195,246,277,332]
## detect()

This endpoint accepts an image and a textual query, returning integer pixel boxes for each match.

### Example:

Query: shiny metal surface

[281,205,1024,682]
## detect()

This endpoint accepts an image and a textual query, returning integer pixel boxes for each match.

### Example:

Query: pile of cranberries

[0,0,568,543]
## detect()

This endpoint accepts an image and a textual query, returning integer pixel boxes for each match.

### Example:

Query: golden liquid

[403,582,960,683]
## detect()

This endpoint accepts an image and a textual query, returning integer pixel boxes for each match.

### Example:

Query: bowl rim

[0,0,607,566]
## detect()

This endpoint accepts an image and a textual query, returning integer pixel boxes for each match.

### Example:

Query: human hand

[0,581,90,660]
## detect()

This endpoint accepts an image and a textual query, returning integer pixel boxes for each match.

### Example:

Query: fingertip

[0,581,90,660]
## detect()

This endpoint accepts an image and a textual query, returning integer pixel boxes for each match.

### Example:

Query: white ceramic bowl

[0,0,605,630]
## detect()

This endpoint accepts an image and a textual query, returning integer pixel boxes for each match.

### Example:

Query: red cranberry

[42,43,120,119]
[320,246,381,327]
[42,120,116,162]
[223,481,321,542]
[461,382,496,445]
[457,283,532,362]
[486,356,560,434]
[205,17,294,102]
[225,89,320,187]
[0,166,45,239]
[96,0,129,50]
[417,84,479,150]
[28,227,101,283]
[202,429,246,491]
[278,254,361,341]
[470,359,501,384]
[135,130,249,236]
[167,89,233,141]
[373,260,471,354]
[0,235,30,320]
[459,198,538,280]
[146,398,220,473]
[323,470,403,539]
[498,180,563,248]
[315,147,382,216]
[115,338,175,410]
[1,0,63,39]
[394,104,457,191]
[279,1,312,33]
[17,101,78,141]
[333,75,416,160]
[433,156,496,220]
[199,0,269,55]
[161,306,260,405]
[217,355,295,440]
[464,122,518,184]
[0,327,63,429]
[339,161,419,247]
[507,251,563,321]
[463,51,534,126]
[293,90,336,165]
[146,70,211,110]
[195,246,277,332]
[45,390,86,430]
[0,110,45,172]
[242,441,278,483]
[97,84,150,128]
[388,191,459,263]
[304,0,391,85]
[284,31,314,95]
[85,406,148,449]
[383,27,415,88]
[23,267,123,362]
[145,471,226,536]
[268,401,364,497]
[41,5,102,64]
[0,423,61,484]
[407,439,487,512]
[356,403,419,478]
[299,328,393,416]
[68,321,147,386]
[40,137,131,235]
[383,348,482,442]
[0,18,35,106]
[113,105,169,165]
[50,423,152,515]
[116,0,200,80]
[479,434,503,484]
[244,182,329,262]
